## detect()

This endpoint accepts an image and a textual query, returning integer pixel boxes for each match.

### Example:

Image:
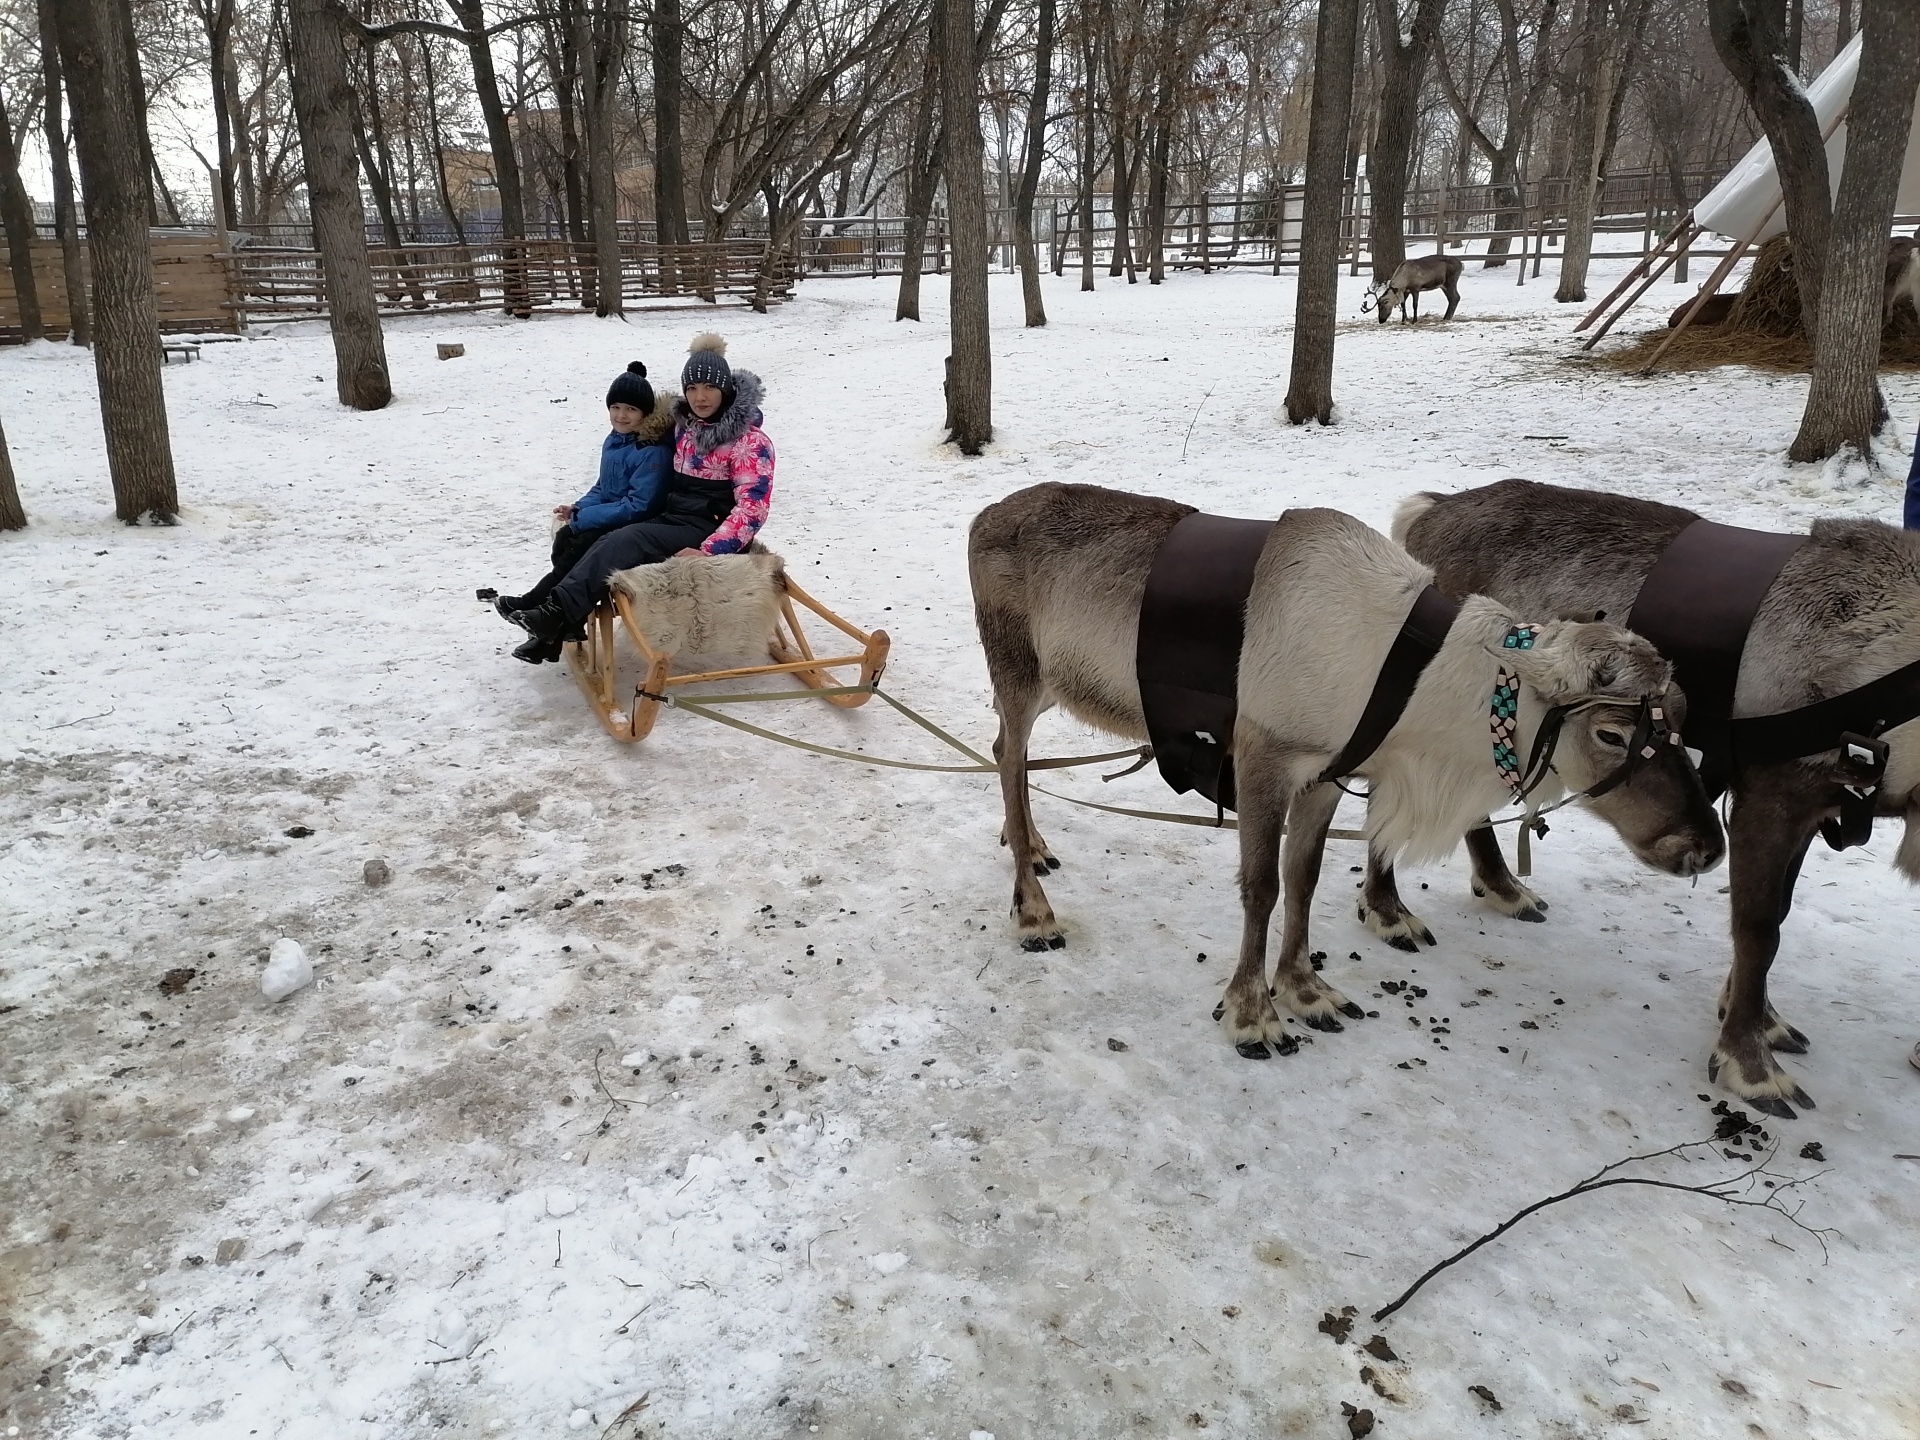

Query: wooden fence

[0,231,796,341]
[0,231,236,340]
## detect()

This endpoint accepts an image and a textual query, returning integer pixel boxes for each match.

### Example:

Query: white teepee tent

[1577,32,1920,368]
[1692,33,1920,242]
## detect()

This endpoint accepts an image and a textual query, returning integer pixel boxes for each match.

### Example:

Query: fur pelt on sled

[606,548,784,659]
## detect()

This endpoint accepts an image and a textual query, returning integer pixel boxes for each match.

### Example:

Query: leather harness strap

[1136,510,1278,812]
[1626,517,1806,797]
[1319,585,1461,782]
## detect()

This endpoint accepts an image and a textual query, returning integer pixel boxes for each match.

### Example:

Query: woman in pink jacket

[509,334,775,657]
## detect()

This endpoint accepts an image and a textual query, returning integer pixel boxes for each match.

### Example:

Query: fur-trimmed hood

[675,370,766,456]
[630,389,681,446]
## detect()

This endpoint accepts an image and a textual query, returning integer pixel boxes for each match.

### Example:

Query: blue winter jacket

[570,431,670,531]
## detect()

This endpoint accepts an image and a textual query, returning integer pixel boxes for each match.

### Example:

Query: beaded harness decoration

[1490,625,1541,800]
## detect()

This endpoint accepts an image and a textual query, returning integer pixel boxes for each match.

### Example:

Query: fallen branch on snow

[1372,1136,1835,1323]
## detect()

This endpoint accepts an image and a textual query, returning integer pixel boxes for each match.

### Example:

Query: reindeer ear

[1589,657,1620,691]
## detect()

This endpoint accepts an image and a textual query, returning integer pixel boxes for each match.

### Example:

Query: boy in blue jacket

[495,362,675,663]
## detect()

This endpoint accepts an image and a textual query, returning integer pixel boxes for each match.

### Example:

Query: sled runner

[563,549,890,742]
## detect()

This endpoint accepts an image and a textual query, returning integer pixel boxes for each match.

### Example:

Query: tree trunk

[1078,17,1097,291]
[49,0,181,520]
[447,0,530,314]
[580,0,630,317]
[1555,0,1616,302]
[204,0,241,230]
[942,0,992,453]
[0,84,45,341]
[1144,0,1185,285]
[39,0,89,346]
[1368,0,1448,283]
[1290,0,1367,428]
[1710,0,1832,339]
[1284,0,1360,425]
[0,412,25,530]
[287,0,392,410]
[1788,0,1920,463]
[897,9,944,322]
[545,10,593,306]
[1013,0,1055,323]
[420,43,467,245]
[650,0,689,255]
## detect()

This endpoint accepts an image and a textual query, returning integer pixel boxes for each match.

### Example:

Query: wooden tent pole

[1574,217,1693,332]
[1579,223,1700,350]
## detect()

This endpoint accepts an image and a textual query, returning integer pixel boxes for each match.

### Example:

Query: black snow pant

[516,523,629,609]
[550,517,719,622]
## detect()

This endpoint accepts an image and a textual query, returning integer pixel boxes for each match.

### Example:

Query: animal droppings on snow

[868,1251,909,1274]
[260,938,312,1001]
[547,1189,578,1217]
[363,857,391,886]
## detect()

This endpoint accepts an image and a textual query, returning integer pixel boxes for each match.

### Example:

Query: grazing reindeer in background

[1368,254,1464,324]
[1885,237,1920,324]
[968,483,1723,1061]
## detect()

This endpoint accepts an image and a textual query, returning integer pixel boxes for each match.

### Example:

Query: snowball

[261,939,312,1001]
[567,1410,592,1431]
[868,1252,908,1275]
[972,1432,997,1440]
[619,1051,648,1067]
[225,1106,255,1124]
[546,1189,578,1217]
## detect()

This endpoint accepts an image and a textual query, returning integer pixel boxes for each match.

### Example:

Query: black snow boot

[509,597,571,642]
[511,634,565,664]
[494,593,529,622]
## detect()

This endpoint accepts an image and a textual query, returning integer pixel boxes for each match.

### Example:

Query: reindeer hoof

[1386,933,1419,954]
[1772,1029,1810,1055]
[1416,926,1436,946]
[1791,1085,1815,1110]
[1748,1094,1798,1121]
[1303,1013,1345,1034]
[1235,1041,1272,1060]
[1044,855,1061,872]
[1020,934,1062,953]
[1706,1054,1721,1082]
[1212,1003,1225,1022]
[1338,1001,1365,1021]
[1512,905,1547,923]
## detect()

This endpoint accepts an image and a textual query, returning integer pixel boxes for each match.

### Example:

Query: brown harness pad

[1136,511,1278,812]
[1627,517,1805,795]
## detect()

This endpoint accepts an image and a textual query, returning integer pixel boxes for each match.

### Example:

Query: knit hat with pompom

[681,333,733,393]
[604,361,654,412]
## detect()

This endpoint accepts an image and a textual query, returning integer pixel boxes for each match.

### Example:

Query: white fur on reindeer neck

[605,550,785,659]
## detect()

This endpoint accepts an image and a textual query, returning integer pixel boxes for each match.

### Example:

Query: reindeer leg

[1218,731,1295,1058]
[1357,846,1436,951]
[1271,780,1366,1030]
[978,618,1065,949]
[1711,774,1823,1117]
[1443,279,1460,319]
[1466,823,1548,922]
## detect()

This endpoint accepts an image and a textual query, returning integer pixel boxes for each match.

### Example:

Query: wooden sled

[564,564,890,743]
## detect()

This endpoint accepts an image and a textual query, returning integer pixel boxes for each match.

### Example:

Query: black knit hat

[605,361,654,412]
[681,333,733,393]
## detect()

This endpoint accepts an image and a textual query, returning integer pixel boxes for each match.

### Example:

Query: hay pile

[1593,234,1920,373]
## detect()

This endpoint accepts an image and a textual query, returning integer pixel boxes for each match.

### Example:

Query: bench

[160,341,201,364]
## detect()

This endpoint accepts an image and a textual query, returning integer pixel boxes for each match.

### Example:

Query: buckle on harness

[1821,730,1888,851]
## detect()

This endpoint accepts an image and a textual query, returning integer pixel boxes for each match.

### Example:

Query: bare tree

[288,0,393,409]
[1555,0,1652,304]
[48,0,180,522]
[38,0,88,345]
[944,0,993,452]
[1284,0,1360,425]
[1710,0,1831,338]
[1788,0,1920,462]
[0,79,43,341]
[650,0,690,249]
[1369,0,1448,283]
[1013,0,1055,322]
[0,412,24,531]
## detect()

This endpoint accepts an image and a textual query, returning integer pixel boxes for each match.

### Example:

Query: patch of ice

[868,1251,908,1275]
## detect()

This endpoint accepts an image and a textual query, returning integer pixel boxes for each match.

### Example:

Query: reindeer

[1885,236,1920,325]
[968,483,1723,1059]
[1366,254,1464,324]
[1367,479,1920,1117]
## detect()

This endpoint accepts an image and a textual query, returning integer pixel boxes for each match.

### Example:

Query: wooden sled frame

[563,573,890,742]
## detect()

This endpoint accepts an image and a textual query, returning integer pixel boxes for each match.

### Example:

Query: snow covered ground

[3,257,1918,1440]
